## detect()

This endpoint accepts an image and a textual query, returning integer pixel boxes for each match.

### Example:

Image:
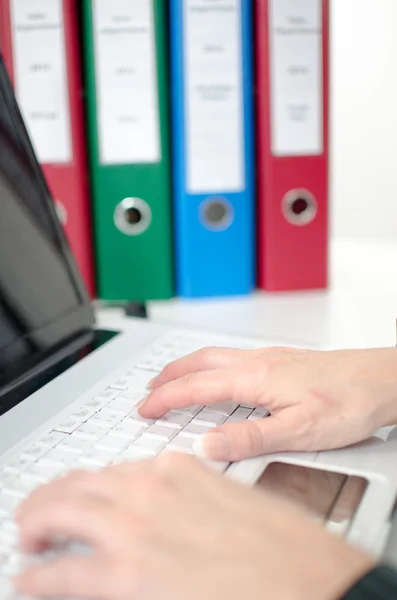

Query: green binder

[82,0,174,301]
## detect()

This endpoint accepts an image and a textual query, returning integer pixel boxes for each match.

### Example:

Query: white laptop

[0,56,397,597]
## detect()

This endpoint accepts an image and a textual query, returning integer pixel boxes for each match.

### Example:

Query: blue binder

[170,0,255,298]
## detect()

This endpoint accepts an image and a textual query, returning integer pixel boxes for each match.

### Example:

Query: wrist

[373,381,397,429]
[364,348,397,429]
[303,535,376,600]
[325,554,376,600]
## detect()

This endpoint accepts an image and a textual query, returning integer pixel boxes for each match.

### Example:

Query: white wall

[331,0,397,241]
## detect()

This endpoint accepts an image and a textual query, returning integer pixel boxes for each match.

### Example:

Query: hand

[15,454,374,600]
[138,346,397,461]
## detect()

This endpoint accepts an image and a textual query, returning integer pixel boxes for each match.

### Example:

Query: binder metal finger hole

[114,198,152,236]
[200,198,234,231]
[282,189,317,226]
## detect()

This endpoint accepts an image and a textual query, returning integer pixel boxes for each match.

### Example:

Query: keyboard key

[166,435,195,454]
[14,475,42,496]
[108,377,133,391]
[0,575,12,596]
[248,408,270,420]
[36,431,68,448]
[0,471,16,489]
[58,437,94,455]
[40,448,78,469]
[206,402,239,417]
[178,423,212,438]
[3,456,34,475]
[73,423,106,441]
[70,408,96,423]
[133,435,166,456]
[82,396,115,412]
[1,550,22,576]
[0,522,18,548]
[140,358,169,372]
[20,443,50,461]
[126,410,155,427]
[191,411,226,428]
[0,550,12,576]
[94,435,131,453]
[89,411,123,430]
[101,399,133,417]
[134,358,161,372]
[144,425,178,443]
[1,520,17,535]
[225,407,253,423]
[54,417,81,434]
[141,347,164,358]
[156,412,192,429]
[117,447,152,462]
[73,463,102,473]
[77,449,115,468]
[150,341,175,352]
[94,388,120,401]
[124,370,156,391]
[0,494,19,517]
[109,421,146,440]
[171,405,202,417]
[1,486,26,501]
[22,462,64,484]
[33,460,67,481]
[118,389,147,402]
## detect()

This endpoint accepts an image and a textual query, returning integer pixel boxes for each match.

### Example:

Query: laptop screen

[0,56,95,393]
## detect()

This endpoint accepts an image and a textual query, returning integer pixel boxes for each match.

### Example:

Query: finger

[18,495,118,554]
[150,345,306,390]
[18,459,174,533]
[16,470,114,523]
[150,347,259,389]
[193,416,297,461]
[15,556,110,599]
[139,367,264,419]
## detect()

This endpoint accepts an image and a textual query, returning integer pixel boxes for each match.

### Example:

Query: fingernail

[193,432,230,461]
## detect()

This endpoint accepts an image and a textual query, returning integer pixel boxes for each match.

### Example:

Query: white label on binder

[269,0,323,156]
[184,0,245,193]
[10,0,72,164]
[93,0,161,165]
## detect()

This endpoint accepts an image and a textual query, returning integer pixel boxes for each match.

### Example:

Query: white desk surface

[96,239,397,565]
[97,240,397,350]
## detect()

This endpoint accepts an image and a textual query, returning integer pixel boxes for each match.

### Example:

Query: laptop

[0,55,397,595]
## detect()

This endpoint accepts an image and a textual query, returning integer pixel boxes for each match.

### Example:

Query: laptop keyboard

[0,329,269,593]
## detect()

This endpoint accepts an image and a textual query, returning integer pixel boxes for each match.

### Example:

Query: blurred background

[331,0,397,242]
[1,0,397,349]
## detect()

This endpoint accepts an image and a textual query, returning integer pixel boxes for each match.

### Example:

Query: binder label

[93,0,161,165]
[184,0,245,193]
[9,0,72,164]
[269,0,323,156]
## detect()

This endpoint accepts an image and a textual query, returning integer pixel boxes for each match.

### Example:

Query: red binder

[0,0,95,297]
[256,0,329,291]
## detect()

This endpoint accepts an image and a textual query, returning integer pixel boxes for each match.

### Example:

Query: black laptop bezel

[0,55,96,394]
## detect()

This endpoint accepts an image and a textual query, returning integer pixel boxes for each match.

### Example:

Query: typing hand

[138,346,397,461]
[15,454,373,600]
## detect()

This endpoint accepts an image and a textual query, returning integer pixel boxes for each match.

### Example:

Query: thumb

[194,417,295,462]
